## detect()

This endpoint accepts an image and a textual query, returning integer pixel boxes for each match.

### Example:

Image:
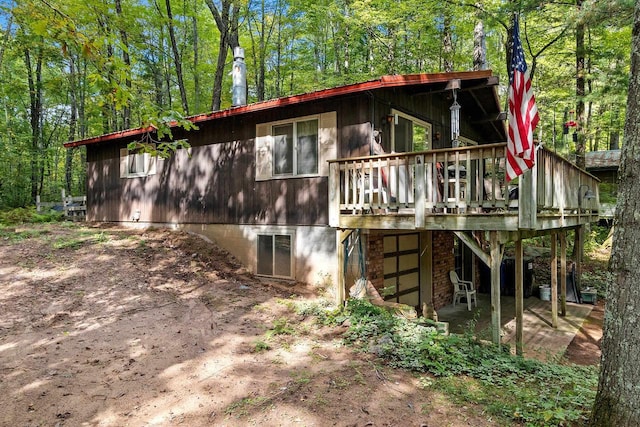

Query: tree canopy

[0,0,633,206]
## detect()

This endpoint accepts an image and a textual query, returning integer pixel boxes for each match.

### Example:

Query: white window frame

[256,230,295,279]
[390,109,432,152]
[120,144,157,178]
[255,111,337,181]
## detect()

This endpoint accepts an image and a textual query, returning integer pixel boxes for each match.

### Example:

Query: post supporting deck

[560,231,567,316]
[420,231,434,316]
[490,231,503,345]
[551,232,558,328]
[515,238,524,356]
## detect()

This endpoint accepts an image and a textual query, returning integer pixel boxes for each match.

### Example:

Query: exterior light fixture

[578,184,595,209]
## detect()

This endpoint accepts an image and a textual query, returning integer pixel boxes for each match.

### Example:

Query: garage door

[383,233,420,308]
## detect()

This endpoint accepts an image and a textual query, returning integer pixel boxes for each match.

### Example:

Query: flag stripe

[507,15,539,182]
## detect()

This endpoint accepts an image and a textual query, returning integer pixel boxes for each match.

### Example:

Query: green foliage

[127,111,197,159]
[0,207,63,225]
[0,0,633,208]
[265,317,295,338]
[597,182,618,204]
[0,227,50,243]
[340,299,598,426]
[293,298,345,325]
[253,340,271,352]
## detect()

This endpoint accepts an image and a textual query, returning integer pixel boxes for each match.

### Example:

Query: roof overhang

[64,70,504,148]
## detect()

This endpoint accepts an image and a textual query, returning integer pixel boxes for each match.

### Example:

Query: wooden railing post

[518,167,537,229]
[415,155,425,228]
[61,189,69,218]
[328,162,340,227]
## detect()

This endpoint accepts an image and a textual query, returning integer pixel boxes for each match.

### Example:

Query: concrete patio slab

[436,293,594,361]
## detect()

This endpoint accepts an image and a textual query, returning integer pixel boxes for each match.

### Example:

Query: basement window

[257,233,293,278]
[120,145,157,178]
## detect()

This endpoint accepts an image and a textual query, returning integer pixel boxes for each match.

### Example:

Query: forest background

[0,0,633,208]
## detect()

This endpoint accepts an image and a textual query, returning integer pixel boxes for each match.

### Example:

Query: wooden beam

[490,231,503,345]
[560,231,567,317]
[471,112,508,124]
[515,239,524,356]
[518,168,537,229]
[551,232,558,328]
[420,231,434,316]
[454,231,490,267]
[576,225,584,291]
[336,230,346,306]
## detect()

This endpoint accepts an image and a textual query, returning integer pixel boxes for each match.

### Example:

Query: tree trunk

[97,16,117,133]
[576,0,586,170]
[165,0,189,115]
[65,55,78,194]
[24,45,43,203]
[205,0,240,111]
[572,0,587,261]
[115,0,132,128]
[473,18,487,71]
[442,12,454,72]
[192,1,200,113]
[590,5,640,424]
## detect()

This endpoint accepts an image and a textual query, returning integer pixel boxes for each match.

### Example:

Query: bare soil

[564,300,604,366]
[1,223,501,427]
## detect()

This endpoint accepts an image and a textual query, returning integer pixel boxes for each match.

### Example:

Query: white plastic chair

[450,271,477,311]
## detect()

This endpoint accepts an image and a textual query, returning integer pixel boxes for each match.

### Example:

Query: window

[255,111,336,180]
[257,233,292,278]
[272,118,317,176]
[390,109,432,152]
[119,145,157,178]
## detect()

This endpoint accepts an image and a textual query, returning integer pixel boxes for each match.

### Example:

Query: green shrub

[340,299,597,426]
[0,207,63,225]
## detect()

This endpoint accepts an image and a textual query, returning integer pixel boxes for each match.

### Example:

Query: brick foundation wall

[366,232,385,292]
[432,231,455,310]
[364,230,456,310]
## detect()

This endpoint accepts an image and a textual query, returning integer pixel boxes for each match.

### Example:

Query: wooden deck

[328,143,600,233]
[437,293,594,360]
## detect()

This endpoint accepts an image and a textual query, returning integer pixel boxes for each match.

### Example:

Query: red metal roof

[64,70,496,148]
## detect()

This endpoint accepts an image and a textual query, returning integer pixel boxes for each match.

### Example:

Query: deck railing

[328,143,599,229]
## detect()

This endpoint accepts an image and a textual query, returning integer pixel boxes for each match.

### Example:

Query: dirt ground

[1,223,601,427]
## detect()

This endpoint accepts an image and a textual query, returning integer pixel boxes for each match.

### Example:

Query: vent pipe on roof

[231,47,247,107]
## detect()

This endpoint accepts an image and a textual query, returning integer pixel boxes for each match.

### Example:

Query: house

[64,70,599,351]
[586,149,620,220]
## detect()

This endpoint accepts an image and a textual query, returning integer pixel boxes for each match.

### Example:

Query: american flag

[506,14,539,182]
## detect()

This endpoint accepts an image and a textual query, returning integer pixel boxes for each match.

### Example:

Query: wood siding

[86,84,503,227]
[87,95,367,225]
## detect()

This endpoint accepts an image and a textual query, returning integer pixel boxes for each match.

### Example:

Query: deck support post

[560,231,567,317]
[575,225,584,292]
[336,230,347,306]
[515,238,524,356]
[551,232,558,328]
[490,231,503,345]
[420,231,434,317]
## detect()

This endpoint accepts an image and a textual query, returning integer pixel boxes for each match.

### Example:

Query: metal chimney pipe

[231,47,247,107]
